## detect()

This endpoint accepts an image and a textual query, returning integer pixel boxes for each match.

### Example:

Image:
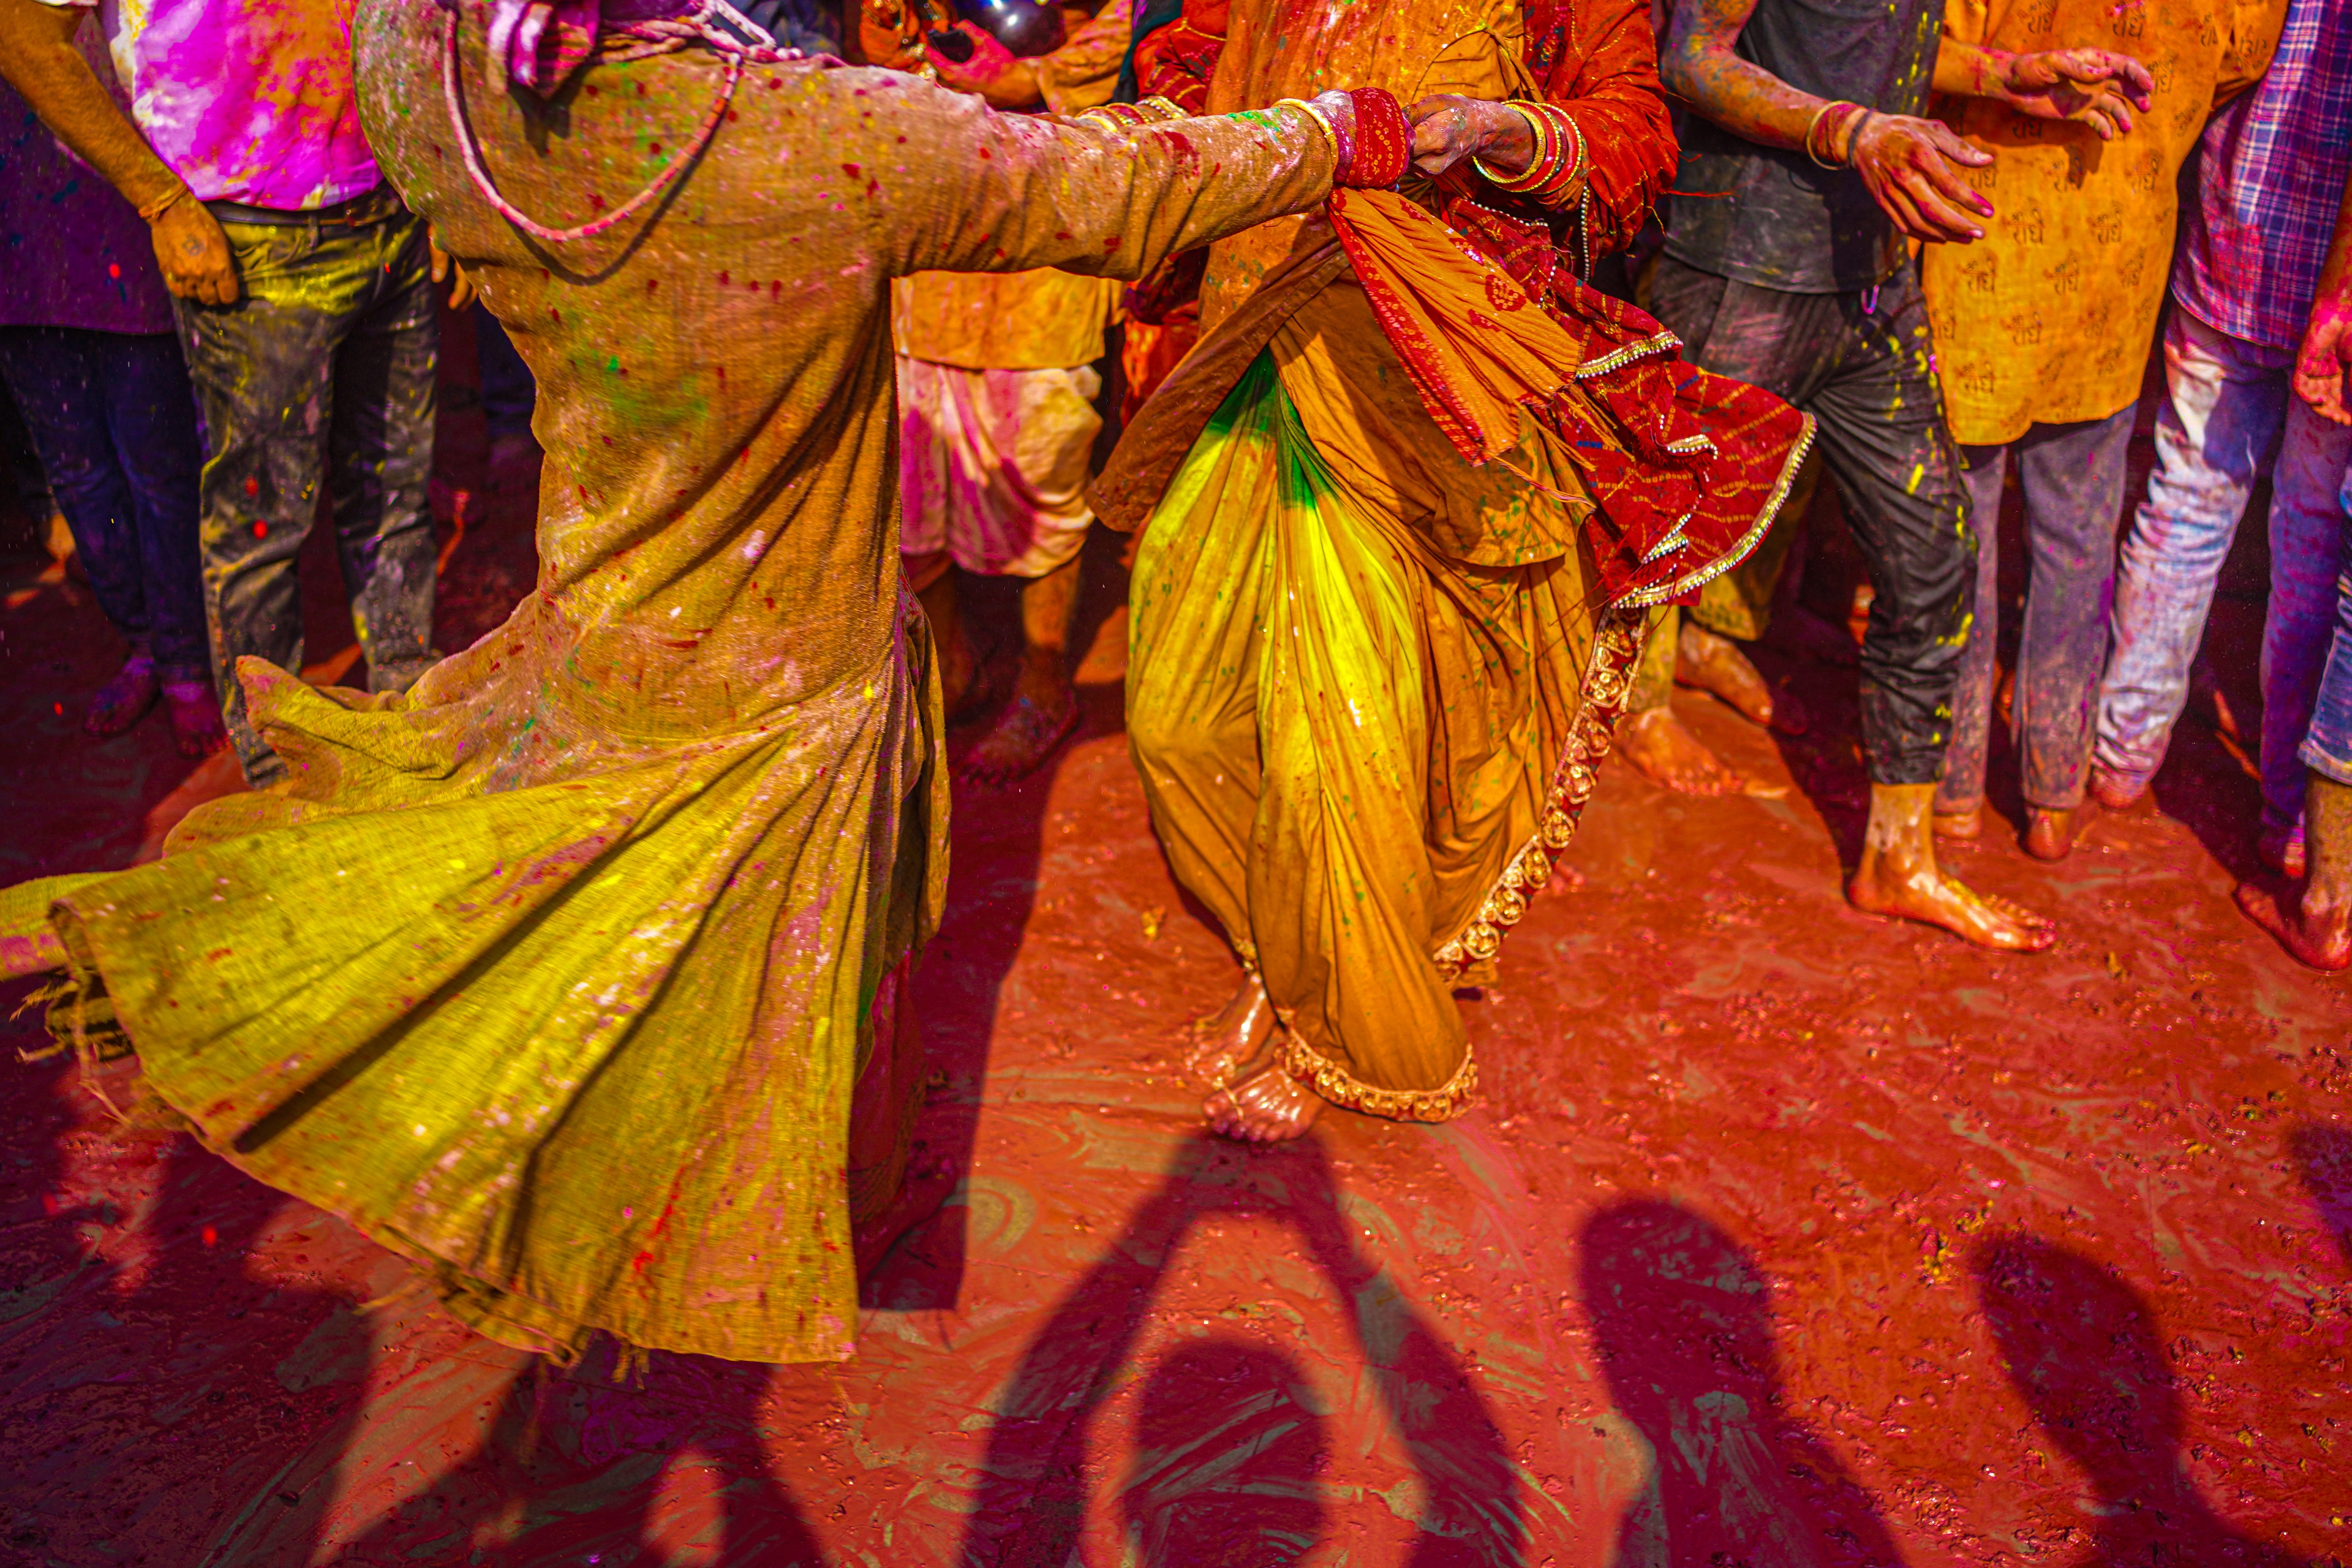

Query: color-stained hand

[930,23,1042,109]
[2000,47,2152,140]
[1848,113,1994,245]
[150,197,238,306]
[1406,94,1533,178]
[2296,300,2352,426]
[431,233,476,311]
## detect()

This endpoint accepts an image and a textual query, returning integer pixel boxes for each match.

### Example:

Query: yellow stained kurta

[1924,0,2285,444]
[0,11,1335,1363]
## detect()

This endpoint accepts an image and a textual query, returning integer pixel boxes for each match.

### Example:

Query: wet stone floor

[0,419,2347,1567]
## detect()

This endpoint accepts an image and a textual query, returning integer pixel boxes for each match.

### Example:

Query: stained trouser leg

[98,331,209,680]
[2094,312,2288,796]
[1937,443,2008,815]
[1801,266,1975,786]
[2258,398,2352,835]
[0,326,152,655]
[326,213,440,696]
[2011,407,2135,812]
[177,221,345,785]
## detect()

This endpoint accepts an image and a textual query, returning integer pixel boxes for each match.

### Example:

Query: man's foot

[2024,805,2086,862]
[1205,1063,1323,1144]
[1619,705,1749,796]
[2258,821,2308,880]
[2088,766,2144,813]
[1184,973,1277,1090]
[1675,622,1807,734]
[2234,882,2352,971]
[1933,807,1983,842]
[960,686,1078,785]
[1848,783,2056,952]
[161,679,228,758]
[85,655,159,737]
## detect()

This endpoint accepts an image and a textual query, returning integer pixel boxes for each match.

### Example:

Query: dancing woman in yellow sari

[1099,0,1811,1139]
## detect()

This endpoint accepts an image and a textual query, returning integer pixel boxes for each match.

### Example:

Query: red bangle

[1338,86,1411,189]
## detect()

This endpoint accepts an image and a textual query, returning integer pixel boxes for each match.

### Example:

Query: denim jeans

[1647,255,1975,785]
[176,192,440,784]
[1940,407,2136,815]
[2096,309,2352,829]
[2301,462,2352,786]
[0,326,206,675]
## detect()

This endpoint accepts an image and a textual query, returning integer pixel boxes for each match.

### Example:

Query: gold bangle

[1273,96,1339,162]
[1472,101,1556,189]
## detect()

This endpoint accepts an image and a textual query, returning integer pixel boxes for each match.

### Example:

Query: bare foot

[2024,805,2086,862]
[960,687,1078,785]
[2234,882,2351,971]
[1848,783,2056,952]
[1619,705,1748,796]
[1205,1063,1323,1144]
[1933,807,1982,842]
[2087,766,2143,813]
[162,678,227,759]
[86,655,159,737]
[1675,622,1807,735]
[1185,972,1277,1089]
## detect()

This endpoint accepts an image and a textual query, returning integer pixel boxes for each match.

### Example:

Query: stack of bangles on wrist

[1804,99,1869,168]
[1471,100,1585,206]
[1073,96,1188,130]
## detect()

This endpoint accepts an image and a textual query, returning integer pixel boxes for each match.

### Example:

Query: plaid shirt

[2173,0,2352,351]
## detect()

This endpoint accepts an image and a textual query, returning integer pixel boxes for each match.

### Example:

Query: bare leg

[1618,704,1751,796]
[916,570,981,719]
[963,555,1082,784]
[2236,772,2352,970]
[1849,782,2057,951]
[1204,1061,1324,1144]
[1676,621,1808,735]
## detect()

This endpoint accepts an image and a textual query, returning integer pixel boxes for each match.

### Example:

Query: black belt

[204,183,407,228]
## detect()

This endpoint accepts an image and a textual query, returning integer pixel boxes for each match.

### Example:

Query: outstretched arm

[1659,0,1994,244]
[0,0,238,301]
[867,75,1346,281]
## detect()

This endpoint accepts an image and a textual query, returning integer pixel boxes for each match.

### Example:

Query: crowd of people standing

[0,0,2346,1369]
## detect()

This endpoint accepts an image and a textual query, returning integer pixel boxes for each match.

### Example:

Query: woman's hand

[1847,112,1995,244]
[1406,94,1534,178]
[930,23,1042,109]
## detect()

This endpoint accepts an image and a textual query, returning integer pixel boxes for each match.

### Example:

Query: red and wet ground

[1,326,2346,1566]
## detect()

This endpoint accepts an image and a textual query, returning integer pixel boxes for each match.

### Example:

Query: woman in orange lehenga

[1098,0,1812,1140]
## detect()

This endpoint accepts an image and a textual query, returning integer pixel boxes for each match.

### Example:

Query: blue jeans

[0,326,206,675]
[1941,408,2136,814]
[2096,309,2352,829]
[2300,461,2352,788]
[178,193,440,784]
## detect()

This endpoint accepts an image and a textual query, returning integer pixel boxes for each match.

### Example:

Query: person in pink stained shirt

[0,0,471,785]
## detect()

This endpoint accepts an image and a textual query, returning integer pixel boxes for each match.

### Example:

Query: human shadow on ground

[2290,1122,2352,1268]
[340,1338,823,1566]
[1970,1233,2299,1567]
[960,1131,1524,1567]
[875,531,1127,1310]
[1581,1199,1907,1568]
[1120,1338,1330,1568]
